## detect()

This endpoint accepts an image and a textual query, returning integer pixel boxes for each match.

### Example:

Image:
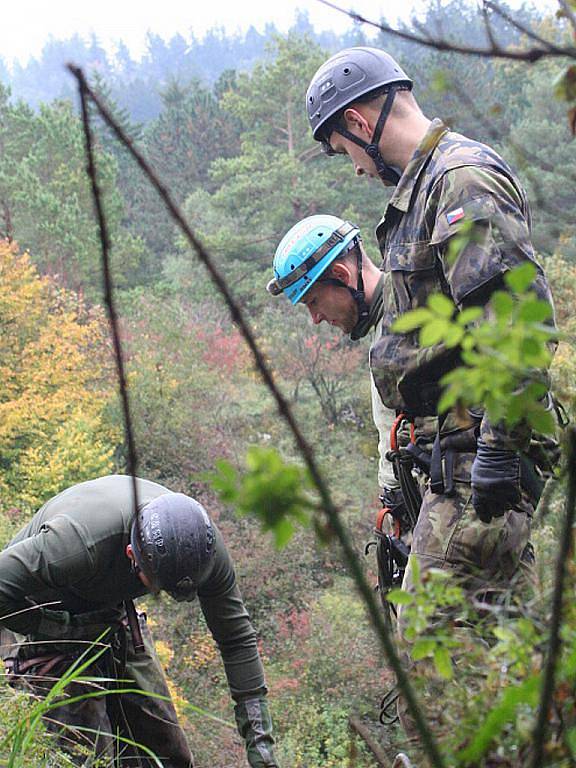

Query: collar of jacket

[350,273,384,340]
[386,118,449,214]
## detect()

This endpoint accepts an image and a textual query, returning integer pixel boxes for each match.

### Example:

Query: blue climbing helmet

[267,215,360,305]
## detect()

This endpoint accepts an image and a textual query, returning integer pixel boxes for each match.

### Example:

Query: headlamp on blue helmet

[267,215,360,305]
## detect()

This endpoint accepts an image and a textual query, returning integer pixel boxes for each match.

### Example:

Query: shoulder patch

[446,207,465,225]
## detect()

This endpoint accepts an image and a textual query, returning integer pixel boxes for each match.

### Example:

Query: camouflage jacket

[369,119,555,451]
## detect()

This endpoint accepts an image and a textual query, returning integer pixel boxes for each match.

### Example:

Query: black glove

[235,697,280,768]
[471,438,521,523]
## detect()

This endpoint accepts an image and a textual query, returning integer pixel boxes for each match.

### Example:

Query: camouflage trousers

[3,614,193,768]
[396,453,536,757]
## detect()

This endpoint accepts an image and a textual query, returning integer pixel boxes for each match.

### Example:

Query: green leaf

[504,262,537,293]
[410,553,421,585]
[431,69,450,94]
[386,589,414,606]
[393,308,432,333]
[433,646,453,679]
[567,727,576,759]
[412,638,436,660]
[203,447,313,549]
[457,675,540,763]
[461,335,476,351]
[493,626,515,642]
[444,324,464,348]
[520,337,543,360]
[554,65,576,103]
[457,307,483,326]
[273,517,295,548]
[428,293,455,319]
[527,408,556,435]
[518,298,553,323]
[437,389,458,414]
[420,319,449,347]
[491,291,514,320]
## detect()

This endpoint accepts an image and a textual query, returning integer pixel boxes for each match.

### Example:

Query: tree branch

[74,71,140,519]
[481,0,501,52]
[349,715,393,767]
[314,0,576,62]
[485,0,566,55]
[558,0,576,35]
[530,426,576,768]
[68,63,446,768]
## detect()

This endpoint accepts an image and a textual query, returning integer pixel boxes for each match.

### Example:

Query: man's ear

[126,544,134,561]
[342,106,373,139]
[330,261,353,286]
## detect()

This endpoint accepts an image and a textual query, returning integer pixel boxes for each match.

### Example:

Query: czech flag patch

[446,207,465,225]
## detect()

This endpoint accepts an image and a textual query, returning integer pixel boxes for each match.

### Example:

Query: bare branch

[67,63,446,768]
[74,72,140,520]
[558,0,576,35]
[485,0,565,55]
[412,19,437,44]
[297,144,322,163]
[481,0,501,52]
[530,426,576,767]
[349,715,393,767]
[314,0,576,62]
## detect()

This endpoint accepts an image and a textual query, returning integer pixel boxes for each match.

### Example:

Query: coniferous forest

[1,2,576,766]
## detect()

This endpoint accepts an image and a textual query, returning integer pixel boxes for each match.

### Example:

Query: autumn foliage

[0,241,118,506]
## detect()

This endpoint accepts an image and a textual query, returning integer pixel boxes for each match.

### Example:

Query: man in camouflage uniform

[0,474,279,768]
[304,44,556,597]
[283,47,556,756]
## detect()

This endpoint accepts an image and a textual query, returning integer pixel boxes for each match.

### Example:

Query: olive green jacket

[0,474,266,700]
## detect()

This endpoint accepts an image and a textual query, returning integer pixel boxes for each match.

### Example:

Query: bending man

[0,474,279,768]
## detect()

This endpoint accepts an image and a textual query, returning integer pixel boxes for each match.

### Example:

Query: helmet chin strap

[331,84,406,186]
[319,240,370,333]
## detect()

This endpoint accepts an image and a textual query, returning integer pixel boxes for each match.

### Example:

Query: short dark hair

[321,84,411,143]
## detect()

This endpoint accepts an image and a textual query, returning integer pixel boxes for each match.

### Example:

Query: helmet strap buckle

[365,144,380,158]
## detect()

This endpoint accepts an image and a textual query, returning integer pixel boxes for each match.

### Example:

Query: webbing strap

[125,599,145,655]
[430,414,447,495]
[366,86,398,156]
[276,221,356,290]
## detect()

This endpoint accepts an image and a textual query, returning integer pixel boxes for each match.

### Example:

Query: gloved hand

[471,438,521,523]
[235,696,280,768]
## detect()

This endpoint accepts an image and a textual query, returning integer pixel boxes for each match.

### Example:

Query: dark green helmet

[130,493,216,601]
[306,47,412,185]
[306,47,412,141]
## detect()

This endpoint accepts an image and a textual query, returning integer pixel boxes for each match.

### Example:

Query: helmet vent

[343,67,350,75]
[318,232,323,237]
[290,264,295,270]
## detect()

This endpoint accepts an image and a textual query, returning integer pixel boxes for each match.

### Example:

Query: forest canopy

[0,1,575,766]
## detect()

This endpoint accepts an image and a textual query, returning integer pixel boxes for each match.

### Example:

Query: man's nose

[308,306,324,324]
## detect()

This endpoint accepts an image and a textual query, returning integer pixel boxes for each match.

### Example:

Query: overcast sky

[5,0,432,65]
[7,0,555,67]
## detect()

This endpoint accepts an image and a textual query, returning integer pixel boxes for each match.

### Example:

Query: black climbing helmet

[306,47,413,184]
[130,493,216,601]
